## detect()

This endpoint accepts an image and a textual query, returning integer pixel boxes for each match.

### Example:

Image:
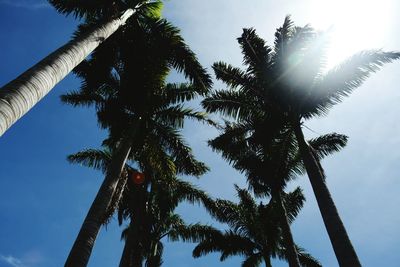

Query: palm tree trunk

[264,254,272,267]
[272,189,301,267]
[0,9,134,137]
[292,121,361,267]
[119,224,144,267]
[65,137,132,267]
[120,228,134,267]
[121,181,148,267]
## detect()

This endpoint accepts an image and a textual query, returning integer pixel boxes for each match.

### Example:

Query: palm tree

[68,145,215,267]
[0,0,162,136]
[117,175,215,267]
[210,119,348,267]
[202,16,400,266]
[193,185,321,267]
[62,16,212,267]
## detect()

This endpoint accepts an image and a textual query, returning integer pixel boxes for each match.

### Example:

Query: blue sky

[1,0,400,266]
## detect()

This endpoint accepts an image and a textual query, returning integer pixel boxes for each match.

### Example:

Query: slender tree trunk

[120,181,147,267]
[292,121,361,267]
[119,230,132,267]
[264,254,273,267]
[0,9,134,137]
[120,228,134,267]
[119,224,144,267]
[272,189,301,267]
[65,137,132,267]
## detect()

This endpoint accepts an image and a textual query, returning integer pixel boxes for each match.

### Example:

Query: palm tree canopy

[208,117,348,195]
[63,13,214,178]
[193,186,321,267]
[202,17,391,267]
[49,0,163,20]
[62,15,212,143]
[117,171,215,267]
[203,16,400,122]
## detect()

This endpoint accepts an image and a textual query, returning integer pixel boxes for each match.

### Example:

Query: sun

[305,0,395,69]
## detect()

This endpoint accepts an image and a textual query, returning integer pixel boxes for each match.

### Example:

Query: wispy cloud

[0,255,25,267]
[0,0,50,9]
[0,251,44,267]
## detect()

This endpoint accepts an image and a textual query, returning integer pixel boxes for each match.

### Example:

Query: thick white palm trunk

[0,9,134,137]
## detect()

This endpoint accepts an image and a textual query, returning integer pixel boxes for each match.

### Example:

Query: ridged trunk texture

[65,138,132,267]
[293,121,361,267]
[272,190,301,267]
[0,9,134,137]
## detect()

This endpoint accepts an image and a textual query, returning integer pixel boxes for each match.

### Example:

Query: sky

[0,0,400,266]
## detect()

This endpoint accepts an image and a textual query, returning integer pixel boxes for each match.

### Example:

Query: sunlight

[305,0,395,69]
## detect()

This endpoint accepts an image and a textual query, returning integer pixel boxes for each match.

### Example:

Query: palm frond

[309,50,400,117]
[213,62,261,93]
[67,148,112,172]
[61,91,104,107]
[282,187,305,223]
[242,253,263,267]
[308,133,348,160]
[219,231,255,261]
[202,90,260,120]
[49,0,111,19]
[162,83,199,104]
[155,105,214,128]
[193,238,224,258]
[238,28,273,76]
[152,123,209,176]
[297,246,322,267]
[168,224,220,243]
[150,19,212,92]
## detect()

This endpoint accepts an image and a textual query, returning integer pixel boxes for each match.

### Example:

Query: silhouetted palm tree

[202,16,400,266]
[117,175,215,267]
[194,185,321,267]
[0,0,163,136]
[210,119,347,267]
[62,16,211,266]
[69,146,215,267]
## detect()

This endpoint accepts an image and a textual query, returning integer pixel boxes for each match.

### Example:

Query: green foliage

[63,12,213,178]
[48,0,163,21]
[193,186,321,267]
[203,16,400,123]
[62,5,215,265]
[67,148,112,173]
[118,174,214,267]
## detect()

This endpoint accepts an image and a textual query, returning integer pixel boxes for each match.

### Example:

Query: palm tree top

[49,0,163,20]
[193,186,322,267]
[209,116,348,195]
[204,16,400,122]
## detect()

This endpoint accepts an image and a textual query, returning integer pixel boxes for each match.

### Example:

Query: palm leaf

[67,148,112,172]
[308,50,400,117]
[308,133,348,160]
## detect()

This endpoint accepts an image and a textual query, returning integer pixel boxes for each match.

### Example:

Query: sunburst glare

[306,0,394,69]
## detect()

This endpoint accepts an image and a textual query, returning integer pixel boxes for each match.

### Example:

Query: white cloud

[0,255,25,267]
[0,251,44,267]
[0,0,50,9]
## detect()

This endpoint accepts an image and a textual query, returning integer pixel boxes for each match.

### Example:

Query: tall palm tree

[210,119,348,267]
[117,175,215,267]
[62,15,212,267]
[68,146,215,267]
[0,0,162,136]
[0,0,159,136]
[202,16,400,266]
[65,87,211,266]
[193,185,321,267]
